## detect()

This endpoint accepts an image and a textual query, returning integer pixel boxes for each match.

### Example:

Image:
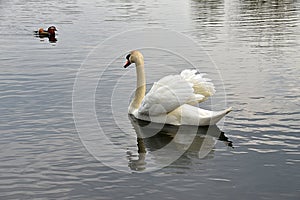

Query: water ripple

[0,0,299,199]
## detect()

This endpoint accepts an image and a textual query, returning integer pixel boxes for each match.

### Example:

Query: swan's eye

[126,54,131,60]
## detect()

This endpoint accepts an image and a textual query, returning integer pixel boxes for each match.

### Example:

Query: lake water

[0,0,299,199]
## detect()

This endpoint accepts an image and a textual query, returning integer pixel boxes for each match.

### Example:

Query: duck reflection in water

[127,114,233,171]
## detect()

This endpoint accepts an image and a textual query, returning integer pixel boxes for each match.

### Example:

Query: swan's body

[124,50,231,126]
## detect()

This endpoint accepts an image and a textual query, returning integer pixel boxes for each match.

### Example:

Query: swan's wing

[180,69,215,104]
[138,75,204,115]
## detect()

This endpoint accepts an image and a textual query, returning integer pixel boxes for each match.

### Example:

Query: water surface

[0,0,299,199]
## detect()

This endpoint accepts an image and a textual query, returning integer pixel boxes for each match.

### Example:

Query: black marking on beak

[123,54,131,68]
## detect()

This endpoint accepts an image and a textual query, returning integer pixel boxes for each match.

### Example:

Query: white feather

[180,69,216,103]
[138,69,216,115]
[138,75,194,115]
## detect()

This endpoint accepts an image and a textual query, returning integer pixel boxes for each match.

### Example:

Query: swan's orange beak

[123,60,131,68]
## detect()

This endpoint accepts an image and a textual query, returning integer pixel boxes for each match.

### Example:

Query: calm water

[1,0,299,199]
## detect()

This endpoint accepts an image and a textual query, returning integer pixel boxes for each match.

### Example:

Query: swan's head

[123,50,144,68]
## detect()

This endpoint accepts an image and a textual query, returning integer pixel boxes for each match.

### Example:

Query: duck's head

[123,50,144,68]
[47,26,57,35]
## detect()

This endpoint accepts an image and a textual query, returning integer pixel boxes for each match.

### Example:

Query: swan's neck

[130,62,146,113]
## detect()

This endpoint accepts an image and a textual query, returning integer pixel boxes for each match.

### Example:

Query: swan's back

[138,74,194,115]
[138,69,215,116]
[180,69,215,102]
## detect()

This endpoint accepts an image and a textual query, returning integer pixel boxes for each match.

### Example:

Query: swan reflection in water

[127,114,233,171]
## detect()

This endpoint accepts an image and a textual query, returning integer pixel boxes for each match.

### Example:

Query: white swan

[123,50,232,126]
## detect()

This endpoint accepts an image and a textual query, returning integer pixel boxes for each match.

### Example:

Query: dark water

[0,0,299,199]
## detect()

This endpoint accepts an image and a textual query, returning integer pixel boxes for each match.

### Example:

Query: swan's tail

[209,107,232,125]
[180,105,232,126]
[224,107,232,115]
